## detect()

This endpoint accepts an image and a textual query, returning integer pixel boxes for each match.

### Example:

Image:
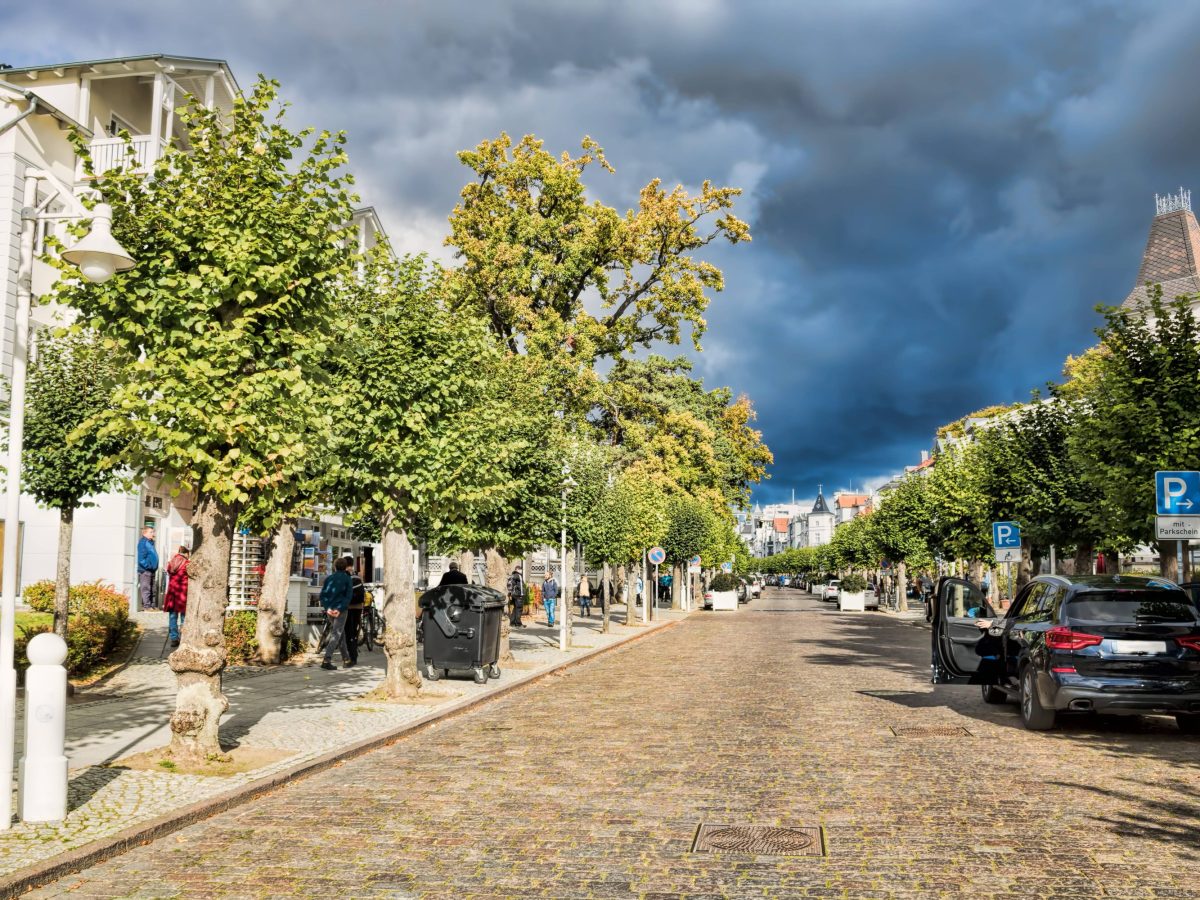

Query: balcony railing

[78,135,167,179]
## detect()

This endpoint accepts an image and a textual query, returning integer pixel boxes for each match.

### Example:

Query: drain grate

[691,824,825,856]
[889,725,972,737]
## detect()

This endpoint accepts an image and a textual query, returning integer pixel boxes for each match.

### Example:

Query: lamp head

[60,203,135,284]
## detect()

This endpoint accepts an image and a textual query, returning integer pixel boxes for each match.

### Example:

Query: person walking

[542,570,559,627]
[439,560,468,586]
[163,545,190,648]
[320,557,354,671]
[137,525,160,611]
[343,558,366,666]
[507,566,525,628]
[636,574,644,607]
[578,574,592,617]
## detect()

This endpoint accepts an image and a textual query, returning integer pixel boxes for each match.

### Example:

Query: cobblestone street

[28,588,1200,899]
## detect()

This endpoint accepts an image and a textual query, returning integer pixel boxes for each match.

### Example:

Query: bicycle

[359,602,383,651]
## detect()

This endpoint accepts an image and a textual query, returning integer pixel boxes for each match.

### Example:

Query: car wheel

[1176,714,1200,735]
[1020,667,1056,731]
[981,684,1007,705]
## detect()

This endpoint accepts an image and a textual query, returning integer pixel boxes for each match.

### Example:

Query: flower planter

[838,590,866,612]
[710,590,738,611]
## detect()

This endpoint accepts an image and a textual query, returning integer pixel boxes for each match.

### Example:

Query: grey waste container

[419,584,505,684]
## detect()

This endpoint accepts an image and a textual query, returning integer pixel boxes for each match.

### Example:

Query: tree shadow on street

[1049,775,1200,861]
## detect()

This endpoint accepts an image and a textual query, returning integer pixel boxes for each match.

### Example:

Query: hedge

[17,580,135,677]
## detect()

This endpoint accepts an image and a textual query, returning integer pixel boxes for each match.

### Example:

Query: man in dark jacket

[439,560,468,586]
[342,557,366,666]
[320,557,354,670]
[507,567,525,627]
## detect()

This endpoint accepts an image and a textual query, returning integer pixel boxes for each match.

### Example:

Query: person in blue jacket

[137,525,160,611]
[319,557,354,670]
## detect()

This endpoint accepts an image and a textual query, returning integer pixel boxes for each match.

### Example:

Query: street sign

[687,564,701,574]
[647,546,666,565]
[992,521,1021,549]
[994,547,1023,564]
[688,555,702,567]
[1155,471,1200,515]
[1156,517,1200,540]
[721,561,733,573]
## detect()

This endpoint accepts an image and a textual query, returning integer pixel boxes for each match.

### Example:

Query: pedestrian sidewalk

[3,605,687,887]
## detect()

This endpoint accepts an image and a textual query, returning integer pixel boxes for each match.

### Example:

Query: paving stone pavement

[22,588,1200,899]
[4,605,680,883]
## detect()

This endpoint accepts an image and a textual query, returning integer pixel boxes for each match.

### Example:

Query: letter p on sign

[1155,471,1200,515]
[992,521,1021,549]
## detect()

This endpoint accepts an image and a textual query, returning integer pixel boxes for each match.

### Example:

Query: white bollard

[19,632,68,823]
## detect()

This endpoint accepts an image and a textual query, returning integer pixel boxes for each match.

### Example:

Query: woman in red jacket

[164,545,190,648]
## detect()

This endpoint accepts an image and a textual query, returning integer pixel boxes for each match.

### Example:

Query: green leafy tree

[328,251,516,699]
[869,473,934,610]
[1068,291,1200,577]
[55,78,358,759]
[23,331,126,637]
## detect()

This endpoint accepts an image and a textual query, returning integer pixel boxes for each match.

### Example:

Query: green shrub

[15,582,135,678]
[223,610,303,665]
[710,573,739,592]
[839,573,869,592]
[22,580,55,613]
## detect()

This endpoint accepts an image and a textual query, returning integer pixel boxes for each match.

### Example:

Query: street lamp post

[1,169,134,829]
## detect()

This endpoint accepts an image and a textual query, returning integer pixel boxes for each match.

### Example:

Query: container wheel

[425,662,440,681]
[473,666,488,685]
[489,663,501,679]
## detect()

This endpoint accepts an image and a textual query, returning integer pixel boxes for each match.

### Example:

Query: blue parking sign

[1155,471,1200,515]
[992,521,1021,549]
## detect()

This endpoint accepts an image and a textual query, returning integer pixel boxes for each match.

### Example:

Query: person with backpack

[342,557,366,665]
[507,566,525,628]
[319,557,354,671]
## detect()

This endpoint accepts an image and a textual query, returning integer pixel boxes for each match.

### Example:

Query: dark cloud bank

[3,0,1194,501]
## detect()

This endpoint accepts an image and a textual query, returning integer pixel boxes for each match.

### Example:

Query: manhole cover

[691,824,825,856]
[889,725,972,737]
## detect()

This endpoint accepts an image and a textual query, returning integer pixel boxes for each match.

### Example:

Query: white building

[1,54,385,609]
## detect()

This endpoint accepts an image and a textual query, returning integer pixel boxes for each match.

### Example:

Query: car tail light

[1178,636,1200,652]
[1046,627,1103,651]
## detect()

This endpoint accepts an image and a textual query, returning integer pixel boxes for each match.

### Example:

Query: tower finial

[1156,187,1191,216]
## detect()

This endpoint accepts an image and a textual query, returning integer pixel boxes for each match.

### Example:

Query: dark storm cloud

[2,0,1194,501]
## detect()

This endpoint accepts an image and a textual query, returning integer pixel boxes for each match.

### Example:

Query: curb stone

[0,615,684,899]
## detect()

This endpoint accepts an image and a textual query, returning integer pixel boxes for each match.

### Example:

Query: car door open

[931,576,1000,684]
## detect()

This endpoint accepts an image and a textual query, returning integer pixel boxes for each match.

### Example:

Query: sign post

[1155,471,1200,580]
[992,521,1022,603]
[648,547,666,620]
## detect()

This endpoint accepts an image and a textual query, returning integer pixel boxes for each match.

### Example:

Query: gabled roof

[1123,191,1200,309]
[811,492,831,515]
[0,54,238,86]
[836,493,869,509]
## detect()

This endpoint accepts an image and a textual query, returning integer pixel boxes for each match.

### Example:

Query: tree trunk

[1074,542,1093,577]
[671,563,682,610]
[53,507,74,639]
[1181,543,1191,580]
[968,558,983,588]
[168,492,237,762]
[253,517,295,665]
[1160,540,1179,581]
[381,516,421,700]
[564,546,575,649]
[896,561,908,613]
[484,546,513,664]
[459,549,475,584]
[601,561,611,634]
[1016,539,1034,590]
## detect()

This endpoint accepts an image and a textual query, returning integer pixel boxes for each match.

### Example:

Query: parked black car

[931,574,1200,732]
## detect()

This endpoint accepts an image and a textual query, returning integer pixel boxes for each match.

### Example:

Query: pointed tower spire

[1123,188,1200,310]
